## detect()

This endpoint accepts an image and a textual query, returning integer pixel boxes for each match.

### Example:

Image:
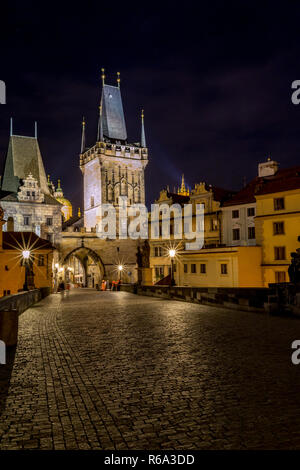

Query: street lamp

[22,250,31,291]
[169,249,176,286]
[118,264,123,281]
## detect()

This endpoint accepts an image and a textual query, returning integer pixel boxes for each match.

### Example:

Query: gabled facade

[0,125,62,245]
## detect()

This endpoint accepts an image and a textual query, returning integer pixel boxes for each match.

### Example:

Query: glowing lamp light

[22,250,30,259]
[55,263,59,269]
[169,249,176,258]
[118,265,123,271]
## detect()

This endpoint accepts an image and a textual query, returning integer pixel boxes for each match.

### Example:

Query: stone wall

[120,284,271,312]
[0,289,45,314]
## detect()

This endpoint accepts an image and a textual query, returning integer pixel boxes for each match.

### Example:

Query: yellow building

[255,164,300,285]
[176,246,263,287]
[149,179,234,284]
[0,206,54,296]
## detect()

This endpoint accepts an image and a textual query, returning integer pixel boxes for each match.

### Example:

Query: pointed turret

[141,109,146,148]
[97,104,103,142]
[80,117,86,154]
[10,117,13,136]
[117,71,121,88]
[35,121,37,138]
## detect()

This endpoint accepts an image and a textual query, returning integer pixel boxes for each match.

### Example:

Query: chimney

[258,157,279,177]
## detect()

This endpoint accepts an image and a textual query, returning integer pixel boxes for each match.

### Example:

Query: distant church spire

[80,117,86,154]
[10,117,13,136]
[141,109,146,148]
[117,71,121,88]
[34,121,37,138]
[101,68,105,86]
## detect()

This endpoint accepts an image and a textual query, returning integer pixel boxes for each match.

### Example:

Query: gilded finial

[82,116,85,127]
[141,109,144,120]
[47,174,50,183]
[78,207,81,217]
[101,68,105,86]
[57,179,61,189]
[117,71,120,88]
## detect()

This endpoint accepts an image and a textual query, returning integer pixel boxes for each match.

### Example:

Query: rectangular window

[232,210,239,219]
[46,234,52,242]
[248,226,255,239]
[38,255,44,266]
[23,216,30,226]
[275,271,286,283]
[184,222,190,234]
[247,207,255,217]
[274,246,286,260]
[200,263,206,274]
[155,266,164,279]
[210,219,218,231]
[91,196,95,207]
[221,263,228,275]
[232,228,240,241]
[191,263,196,273]
[274,198,285,211]
[46,217,53,226]
[273,222,284,235]
[154,246,163,257]
[184,264,188,273]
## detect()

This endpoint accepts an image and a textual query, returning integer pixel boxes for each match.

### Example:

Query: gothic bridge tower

[80,70,149,230]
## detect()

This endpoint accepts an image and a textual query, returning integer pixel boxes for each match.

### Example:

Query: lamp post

[169,249,176,286]
[22,250,31,291]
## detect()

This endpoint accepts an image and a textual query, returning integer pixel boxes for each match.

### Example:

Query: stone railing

[120,284,272,313]
[0,287,50,315]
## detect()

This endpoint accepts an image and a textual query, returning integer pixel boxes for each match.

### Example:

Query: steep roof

[2,231,54,250]
[1,135,50,194]
[255,165,300,196]
[101,84,127,141]
[223,165,300,207]
[209,185,235,203]
[62,214,83,230]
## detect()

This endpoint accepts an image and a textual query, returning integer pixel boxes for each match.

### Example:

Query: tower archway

[61,246,105,288]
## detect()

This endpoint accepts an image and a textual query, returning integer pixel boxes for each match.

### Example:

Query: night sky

[1,1,300,211]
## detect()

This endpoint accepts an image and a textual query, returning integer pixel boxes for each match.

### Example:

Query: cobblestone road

[1,289,300,449]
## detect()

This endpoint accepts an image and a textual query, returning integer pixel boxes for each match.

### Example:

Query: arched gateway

[56,231,139,287]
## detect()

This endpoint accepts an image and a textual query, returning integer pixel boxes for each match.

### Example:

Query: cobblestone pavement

[1,289,300,450]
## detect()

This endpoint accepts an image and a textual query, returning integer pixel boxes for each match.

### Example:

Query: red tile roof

[223,165,300,207]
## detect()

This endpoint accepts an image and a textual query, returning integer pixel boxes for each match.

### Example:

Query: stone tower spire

[141,109,146,148]
[97,104,103,142]
[80,117,86,154]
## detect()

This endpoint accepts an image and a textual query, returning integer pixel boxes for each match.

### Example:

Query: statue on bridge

[288,239,300,285]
